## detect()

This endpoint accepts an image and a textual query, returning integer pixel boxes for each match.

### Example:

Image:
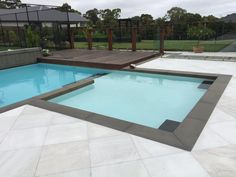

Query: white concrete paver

[36,141,90,176]
[193,145,236,177]
[143,153,210,177]
[92,161,150,177]
[44,122,88,145]
[0,127,48,151]
[38,169,91,177]
[89,134,140,167]
[0,147,41,177]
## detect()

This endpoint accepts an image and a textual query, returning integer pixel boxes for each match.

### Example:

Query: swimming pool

[0,63,107,107]
[50,70,210,128]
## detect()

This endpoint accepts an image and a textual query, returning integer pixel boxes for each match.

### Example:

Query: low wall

[0,47,41,70]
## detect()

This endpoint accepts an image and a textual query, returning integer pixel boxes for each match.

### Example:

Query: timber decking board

[38,49,158,69]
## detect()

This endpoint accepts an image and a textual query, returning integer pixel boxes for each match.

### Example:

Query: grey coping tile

[187,102,217,122]
[126,124,185,150]
[174,118,206,151]
[86,113,133,132]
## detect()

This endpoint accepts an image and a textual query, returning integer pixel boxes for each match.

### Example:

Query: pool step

[198,80,214,89]
[159,120,180,132]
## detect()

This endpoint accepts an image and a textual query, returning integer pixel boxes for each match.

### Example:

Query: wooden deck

[38,49,158,69]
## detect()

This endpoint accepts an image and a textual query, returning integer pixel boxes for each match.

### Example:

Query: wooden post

[108,28,113,50]
[131,28,137,51]
[69,28,75,49]
[159,27,165,55]
[67,24,74,49]
[87,29,92,50]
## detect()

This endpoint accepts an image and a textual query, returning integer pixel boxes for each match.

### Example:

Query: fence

[72,26,161,51]
[0,3,85,50]
[67,21,236,53]
[162,21,236,52]
[0,3,235,53]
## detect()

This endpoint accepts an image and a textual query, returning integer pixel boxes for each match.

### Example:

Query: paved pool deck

[0,55,236,177]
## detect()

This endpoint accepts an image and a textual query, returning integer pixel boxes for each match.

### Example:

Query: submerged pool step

[198,80,214,89]
[159,120,181,132]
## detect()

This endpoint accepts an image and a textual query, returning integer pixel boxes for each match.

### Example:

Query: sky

[22,0,236,18]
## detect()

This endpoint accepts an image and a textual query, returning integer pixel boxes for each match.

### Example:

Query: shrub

[25,26,40,47]
[9,31,18,46]
[187,25,215,46]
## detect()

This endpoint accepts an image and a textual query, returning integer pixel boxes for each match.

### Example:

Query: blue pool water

[50,71,209,128]
[0,63,107,107]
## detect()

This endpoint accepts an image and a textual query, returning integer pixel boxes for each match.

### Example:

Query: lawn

[75,40,235,52]
[0,46,20,51]
[1,40,234,52]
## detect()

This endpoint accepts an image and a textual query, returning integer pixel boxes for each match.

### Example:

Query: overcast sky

[22,0,236,18]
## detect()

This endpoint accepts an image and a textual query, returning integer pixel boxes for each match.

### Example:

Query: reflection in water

[159,78,163,85]
[0,63,106,107]
[33,67,47,93]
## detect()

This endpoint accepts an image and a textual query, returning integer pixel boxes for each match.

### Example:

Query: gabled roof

[0,6,88,23]
[221,13,236,23]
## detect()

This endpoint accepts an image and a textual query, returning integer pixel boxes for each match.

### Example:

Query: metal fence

[0,3,86,50]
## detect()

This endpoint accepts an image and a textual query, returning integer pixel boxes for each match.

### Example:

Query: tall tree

[57,3,81,15]
[139,14,156,39]
[140,14,154,26]
[0,0,21,9]
[99,8,121,28]
[184,13,202,25]
[84,8,100,26]
[166,7,187,23]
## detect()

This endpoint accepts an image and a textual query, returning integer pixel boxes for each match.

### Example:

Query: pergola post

[87,29,92,50]
[159,27,165,55]
[108,28,113,51]
[66,7,74,49]
[66,24,74,49]
[131,27,137,51]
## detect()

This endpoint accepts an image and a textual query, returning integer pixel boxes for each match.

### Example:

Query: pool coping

[0,67,232,151]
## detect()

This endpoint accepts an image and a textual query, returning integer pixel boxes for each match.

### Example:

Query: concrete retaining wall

[0,48,41,70]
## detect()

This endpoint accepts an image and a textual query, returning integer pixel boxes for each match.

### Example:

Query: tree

[187,24,215,47]
[184,13,202,25]
[139,14,156,39]
[25,26,40,47]
[166,7,187,23]
[202,15,219,23]
[131,16,140,22]
[57,3,81,15]
[99,8,121,28]
[9,30,18,45]
[84,8,101,27]
[140,14,154,26]
[0,0,21,9]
